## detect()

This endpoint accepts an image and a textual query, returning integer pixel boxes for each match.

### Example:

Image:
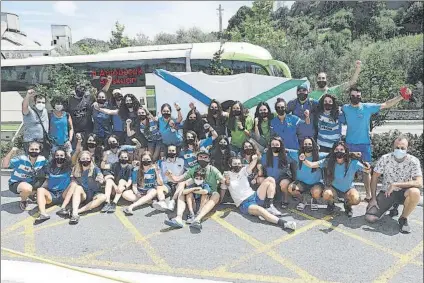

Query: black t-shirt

[67,95,95,133]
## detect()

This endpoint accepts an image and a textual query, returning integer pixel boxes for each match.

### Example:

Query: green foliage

[109,21,132,49]
[209,46,232,76]
[0,134,23,159]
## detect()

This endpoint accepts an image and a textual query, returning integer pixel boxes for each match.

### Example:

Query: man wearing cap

[286,83,316,143]
[164,149,226,231]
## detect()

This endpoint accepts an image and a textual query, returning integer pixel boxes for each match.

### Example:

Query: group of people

[3,61,422,234]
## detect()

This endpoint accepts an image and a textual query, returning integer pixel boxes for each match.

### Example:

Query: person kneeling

[183,170,211,224]
[221,155,296,231]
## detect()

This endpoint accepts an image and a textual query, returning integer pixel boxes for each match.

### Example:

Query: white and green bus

[1,42,291,112]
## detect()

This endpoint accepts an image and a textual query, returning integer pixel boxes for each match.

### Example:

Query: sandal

[296,202,306,211]
[69,214,80,225]
[19,200,28,211]
[123,207,134,216]
[56,208,70,218]
[164,218,184,229]
[34,214,50,224]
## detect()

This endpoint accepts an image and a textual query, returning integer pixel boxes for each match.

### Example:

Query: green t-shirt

[184,165,223,193]
[229,115,254,148]
[260,120,271,143]
[309,83,348,100]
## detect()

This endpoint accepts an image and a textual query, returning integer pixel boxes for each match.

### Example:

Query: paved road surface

[1,175,423,283]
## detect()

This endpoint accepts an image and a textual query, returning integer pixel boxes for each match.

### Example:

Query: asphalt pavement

[1,175,423,283]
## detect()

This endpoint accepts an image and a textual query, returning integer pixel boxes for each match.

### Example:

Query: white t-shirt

[374,153,422,189]
[225,167,254,207]
[159,158,185,183]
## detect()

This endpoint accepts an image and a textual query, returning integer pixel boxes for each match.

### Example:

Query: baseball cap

[112,89,122,95]
[297,83,308,91]
[197,149,210,157]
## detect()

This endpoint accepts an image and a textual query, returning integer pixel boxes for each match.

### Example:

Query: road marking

[211,213,323,282]
[290,209,423,267]
[373,241,423,283]
[23,219,35,255]
[114,209,170,269]
[214,215,332,272]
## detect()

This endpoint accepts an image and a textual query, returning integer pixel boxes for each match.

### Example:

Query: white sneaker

[283,221,297,230]
[167,199,176,211]
[267,204,282,216]
[152,200,167,211]
[258,216,265,221]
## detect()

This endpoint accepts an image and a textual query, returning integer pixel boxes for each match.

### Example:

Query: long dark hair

[211,135,232,172]
[324,141,351,185]
[240,140,260,159]
[298,137,319,172]
[183,130,200,152]
[118,93,140,120]
[207,99,224,120]
[274,98,287,113]
[83,133,103,166]
[317,94,339,122]
[254,102,273,135]
[183,109,205,139]
[266,137,288,168]
[105,134,120,150]
[50,147,72,172]
[228,101,246,131]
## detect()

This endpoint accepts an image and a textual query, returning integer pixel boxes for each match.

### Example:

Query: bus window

[190,59,212,74]
[270,65,283,77]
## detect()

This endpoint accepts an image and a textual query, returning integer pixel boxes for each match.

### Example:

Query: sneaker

[258,216,265,221]
[28,193,37,203]
[186,213,196,224]
[344,201,353,218]
[281,201,289,209]
[326,202,336,213]
[56,208,70,218]
[164,218,184,229]
[101,202,111,213]
[123,207,134,216]
[19,200,28,211]
[296,202,306,211]
[107,202,117,213]
[167,199,176,211]
[267,204,282,216]
[69,214,80,225]
[152,200,167,211]
[190,220,202,231]
[398,217,411,234]
[310,199,319,211]
[283,221,297,230]
[34,214,50,224]
[389,208,399,217]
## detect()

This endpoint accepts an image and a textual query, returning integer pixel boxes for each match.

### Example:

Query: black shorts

[294,181,324,192]
[49,190,65,205]
[9,179,45,195]
[366,190,407,219]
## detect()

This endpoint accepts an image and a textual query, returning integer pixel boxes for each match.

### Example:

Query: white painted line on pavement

[1,260,231,283]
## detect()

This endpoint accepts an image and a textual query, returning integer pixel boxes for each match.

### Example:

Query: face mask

[271,147,280,153]
[232,165,242,173]
[324,103,333,111]
[167,152,176,159]
[75,87,85,98]
[115,96,123,102]
[244,148,255,156]
[219,144,227,150]
[29,151,40,158]
[97,99,106,105]
[317,81,327,88]
[186,138,195,145]
[142,160,152,167]
[335,151,345,159]
[139,115,147,120]
[162,113,171,119]
[119,159,128,165]
[297,93,308,101]
[54,104,63,111]
[259,112,268,118]
[210,109,218,115]
[87,143,96,149]
[55,157,66,164]
[126,103,133,108]
[393,149,407,159]
[79,160,91,167]
[232,110,241,116]
[304,146,313,153]
[198,160,209,168]
[276,107,286,116]
[350,96,361,105]
[194,179,204,186]
[188,119,196,124]
[109,143,119,149]
[35,103,45,111]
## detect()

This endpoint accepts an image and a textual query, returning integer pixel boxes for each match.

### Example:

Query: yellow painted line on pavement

[23,219,35,255]
[1,247,133,283]
[114,209,170,269]
[215,214,332,272]
[373,241,424,283]
[211,212,323,282]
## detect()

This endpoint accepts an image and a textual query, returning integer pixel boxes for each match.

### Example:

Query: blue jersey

[317,112,346,149]
[92,103,112,138]
[287,150,327,185]
[132,167,157,192]
[270,114,304,150]
[287,98,318,140]
[186,182,211,199]
[342,103,381,145]
[45,165,71,193]
[179,137,213,169]
[73,166,102,192]
[261,154,294,182]
[49,112,69,145]
[111,105,124,132]
[318,159,365,192]
[8,155,47,185]
[140,120,161,141]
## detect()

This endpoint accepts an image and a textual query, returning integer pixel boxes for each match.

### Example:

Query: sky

[1,1,294,47]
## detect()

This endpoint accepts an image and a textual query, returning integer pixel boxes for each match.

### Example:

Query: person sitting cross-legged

[365,136,423,233]
[220,155,296,230]
[183,169,211,224]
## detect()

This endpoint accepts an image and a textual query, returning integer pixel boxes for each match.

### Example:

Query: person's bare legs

[17,182,33,202]
[186,193,195,215]
[128,189,157,212]
[280,179,291,207]
[363,172,371,200]
[345,188,361,206]
[401,188,421,218]
[36,187,52,216]
[112,179,127,204]
[247,204,296,230]
[60,182,77,209]
[193,192,220,222]
[104,178,116,204]
[71,185,86,216]
[174,190,188,223]
[122,190,138,203]
[311,185,323,201]
[78,193,107,214]
[156,185,168,202]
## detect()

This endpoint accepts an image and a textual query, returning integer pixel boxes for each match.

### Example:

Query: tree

[133,33,152,46]
[209,45,232,75]
[109,21,132,49]
[226,5,253,36]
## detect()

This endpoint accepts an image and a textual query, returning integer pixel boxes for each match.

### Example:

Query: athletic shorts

[325,186,348,199]
[9,179,45,195]
[346,143,372,162]
[239,192,265,215]
[49,190,64,205]
[137,183,170,196]
[365,189,407,219]
[83,190,102,204]
[295,181,324,192]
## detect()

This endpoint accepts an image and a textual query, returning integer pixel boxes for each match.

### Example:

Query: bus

[1,42,291,112]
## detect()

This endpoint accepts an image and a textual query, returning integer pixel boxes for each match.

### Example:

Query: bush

[0,134,23,159]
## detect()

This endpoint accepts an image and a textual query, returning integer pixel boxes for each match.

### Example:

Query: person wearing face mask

[157,103,183,149]
[91,91,113,144]
[286,137,328,211]
[180,129,217,170]
[159,117,184,156]
[309,61,361,100]
[68,151,106,224]
[2,142,48,211]
[270,98,306,150]
[365,136,423,234]
[183,109,206,140]
[158,145,186,211]
[315,94,346,152]
[240,141,265,188]
[205,99,228,136]
[21,89,50,157]
[286,84,317,143]
[300,141,370,217]
[34,148,73,224]
[49,97,74,156]
[342,86,409,201]
[210,135,235,173]
[165,150,226,230]
[227,101,253,154]
[72,133,104,168]
[122,152,170,215]
[261,137,297,209]
[253,102,274,148]
[221,156,296,230]
[101,135,138,171]
[100,151,133,213]
[182,170,211,224]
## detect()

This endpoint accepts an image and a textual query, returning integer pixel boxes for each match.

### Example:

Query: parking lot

[1,175,423,283]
